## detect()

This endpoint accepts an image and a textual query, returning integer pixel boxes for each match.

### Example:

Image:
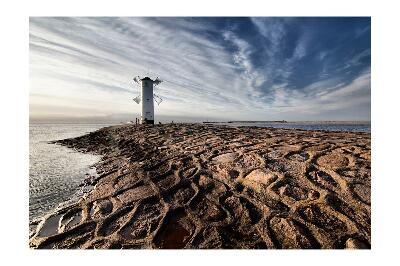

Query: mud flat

[29,123,371,249]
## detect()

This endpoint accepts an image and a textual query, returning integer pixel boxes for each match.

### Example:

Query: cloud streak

[29,17,371,121]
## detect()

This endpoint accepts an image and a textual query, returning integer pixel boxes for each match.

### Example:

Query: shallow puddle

[38,213,63,237]
[160,222,190,249]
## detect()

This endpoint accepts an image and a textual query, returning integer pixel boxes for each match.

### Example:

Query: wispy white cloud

[250,18,288,52]
[29,17,371,121]
[222,31,266,98]
[268,70,371,117]
[30,18,244,118]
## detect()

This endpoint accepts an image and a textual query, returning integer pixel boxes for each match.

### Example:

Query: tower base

[141,119,154,125]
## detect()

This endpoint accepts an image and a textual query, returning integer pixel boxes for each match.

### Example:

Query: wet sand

[29,123,371,249]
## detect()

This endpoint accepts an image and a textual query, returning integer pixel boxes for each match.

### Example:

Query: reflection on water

[29,123,112,223]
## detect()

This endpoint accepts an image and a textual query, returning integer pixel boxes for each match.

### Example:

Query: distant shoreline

[203,120,371,124]
[204,120,288,124]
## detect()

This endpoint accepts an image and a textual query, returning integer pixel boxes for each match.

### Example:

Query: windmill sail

[153,77,163,86]
[133,76,141,84]
[133,95,141,104]
[153,94,163,105]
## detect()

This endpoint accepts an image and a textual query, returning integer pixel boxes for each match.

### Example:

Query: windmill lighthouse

[132,75,163,124]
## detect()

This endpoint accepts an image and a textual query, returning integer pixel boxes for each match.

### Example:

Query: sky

[29,17,371,122]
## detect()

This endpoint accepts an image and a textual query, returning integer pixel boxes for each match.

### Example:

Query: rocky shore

[29,123,371,249]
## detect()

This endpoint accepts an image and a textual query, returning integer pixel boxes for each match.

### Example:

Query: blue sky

[29,17,371,122]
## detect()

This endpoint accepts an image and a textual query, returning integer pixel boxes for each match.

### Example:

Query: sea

[29,123,113,224]
[218,121,371,133]
[29,121,370,224]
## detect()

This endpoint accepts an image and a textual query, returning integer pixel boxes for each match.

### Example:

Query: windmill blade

[132,76,142,94]
[153,94,163,105]
[133,95,141,104]
[153,77,163,86]
[133,76,141,84]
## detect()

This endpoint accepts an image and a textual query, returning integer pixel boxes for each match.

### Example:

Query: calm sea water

[29,123,112,223]
[220,121,371,132]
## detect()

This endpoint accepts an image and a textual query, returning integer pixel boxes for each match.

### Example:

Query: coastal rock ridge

[29,124,371,249]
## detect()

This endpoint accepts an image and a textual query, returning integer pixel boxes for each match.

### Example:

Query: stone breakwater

[29,124,371,249]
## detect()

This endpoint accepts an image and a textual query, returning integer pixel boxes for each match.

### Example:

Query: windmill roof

[141,76,152,81]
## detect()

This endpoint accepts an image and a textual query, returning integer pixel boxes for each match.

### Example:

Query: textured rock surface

[29,124,371,249]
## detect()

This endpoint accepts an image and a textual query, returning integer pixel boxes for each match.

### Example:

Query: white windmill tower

[132,75,163,124]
